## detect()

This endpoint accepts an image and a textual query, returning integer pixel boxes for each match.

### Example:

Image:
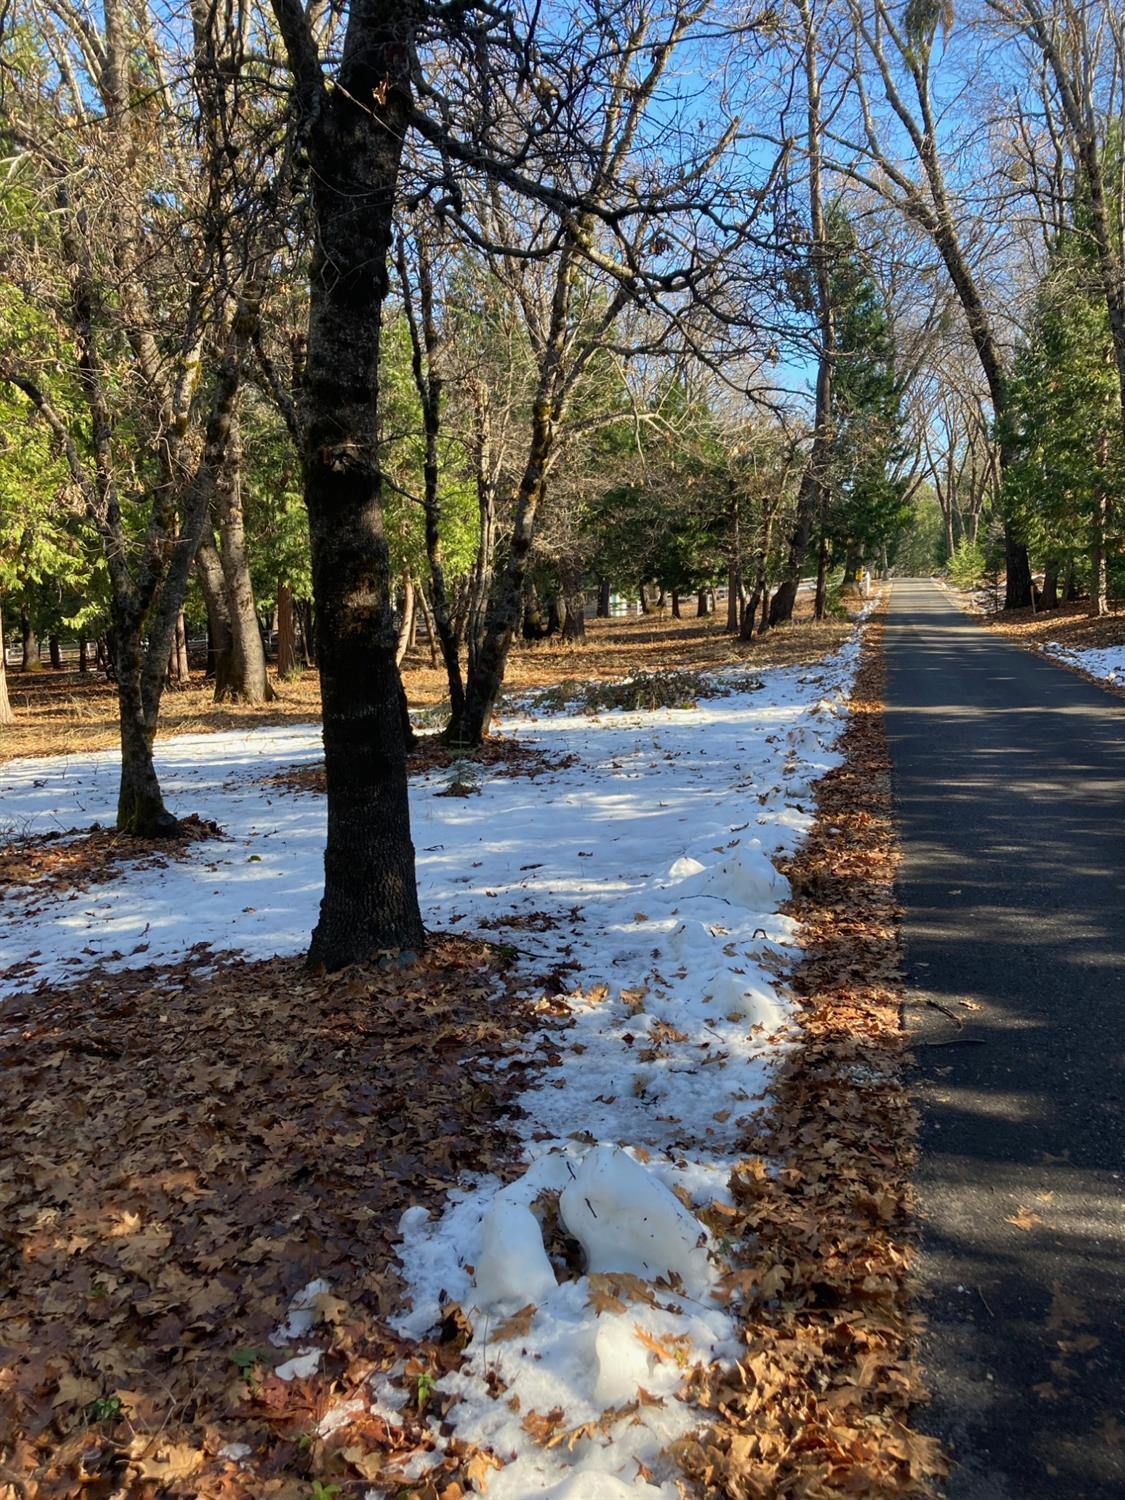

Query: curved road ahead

[884,580,1124,1499]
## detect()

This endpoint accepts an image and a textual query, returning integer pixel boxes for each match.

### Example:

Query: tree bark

[116,625,176,835]
[49,634,63,669]
[197,529,235,694]
[166,610,190,684]
[560,564,586,641]
[596,577,612,617]
[79,637,89,673]
[277,581,297,677]
[0,608,13,724]
[214,400,275,703]
[1040,556,1060,610]
[726,566,741,631]
[813,530,830,621]
[696,589,710,618]
[1091,482,1109,618]
[458,245,583,745]
[20,608,37,670]
[270,0,424,964]
[395,573,416,668]
[671,588,682,619]
[396,229,466,726]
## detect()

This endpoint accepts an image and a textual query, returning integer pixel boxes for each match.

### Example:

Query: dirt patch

[0,815,224,912]
[675,614,947,1498]
[0,938,570,1498]
[263,733,578,799]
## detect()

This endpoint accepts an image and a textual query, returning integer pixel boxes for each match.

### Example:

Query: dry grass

[0,596,849,764]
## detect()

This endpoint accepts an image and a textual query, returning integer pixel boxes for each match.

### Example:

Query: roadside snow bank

[368,631,867,1497]
[1042,639,1125,685]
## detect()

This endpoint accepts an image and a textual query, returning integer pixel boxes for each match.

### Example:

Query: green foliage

[825,208,912,566]
[1004,228,1123,568]
[947,539,987,589]
[894,496,947,575]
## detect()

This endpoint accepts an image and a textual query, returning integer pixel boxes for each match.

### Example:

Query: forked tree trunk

[0,609,13,725]
[166,610,190,684]
[277,581,297,677]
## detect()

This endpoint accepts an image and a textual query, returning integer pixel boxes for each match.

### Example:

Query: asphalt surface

[883,579,1125,1499]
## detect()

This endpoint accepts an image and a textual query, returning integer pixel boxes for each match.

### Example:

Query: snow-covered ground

[0,627,868,1496]
[1042,639,1125,685]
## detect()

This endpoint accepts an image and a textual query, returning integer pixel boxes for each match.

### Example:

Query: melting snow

[0,625,871,1494]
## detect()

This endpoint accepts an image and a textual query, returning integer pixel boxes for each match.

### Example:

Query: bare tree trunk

[397,229,466,725]
[696,589,710,618]
[49,634,63,669]
[596,578,612,617]
[0,608,13,725]
[559,562,586,642]
[726,566,741,631]
[268,0,424,965]
[116,622,175,835]
[166,610,190,684]
[276,581,297,677]
[459,248,583,746]
[197,529,235,696]
[1091,484,1109,618]
[813,529,829,621]
[215,401,275,703]
[395,572,416,667]
[79,637,89,674]
[415,584,440,666]
[639,580,651,615]
[1040,557,1060,611]
[671,589,682,619]
[20,608,37,670]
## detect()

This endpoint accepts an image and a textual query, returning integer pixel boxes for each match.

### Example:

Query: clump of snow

[1043,640,1125,685]
[474,1195,558,1309]
[270,1276,330,1346]
[560,1145,712,1293]
[275,1348,321,1382]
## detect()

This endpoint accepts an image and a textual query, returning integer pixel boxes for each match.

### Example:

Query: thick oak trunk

[294,15,424,966]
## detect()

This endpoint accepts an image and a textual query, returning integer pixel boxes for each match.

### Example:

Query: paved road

[883,580,1125,1499]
